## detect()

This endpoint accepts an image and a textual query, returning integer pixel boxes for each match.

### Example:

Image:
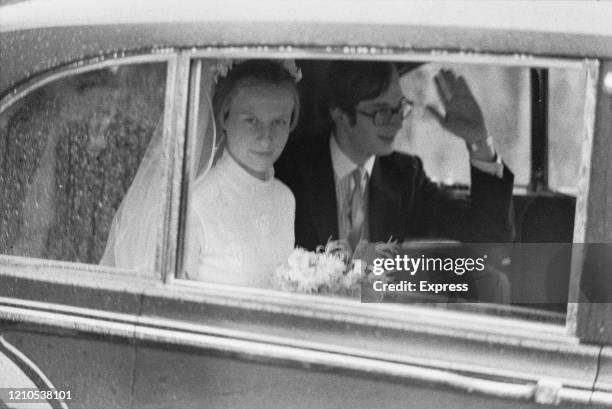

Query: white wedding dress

[101,59,295,286]
[184,150,295,288]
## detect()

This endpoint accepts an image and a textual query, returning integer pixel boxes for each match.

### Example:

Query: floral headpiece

[209,59,302,84]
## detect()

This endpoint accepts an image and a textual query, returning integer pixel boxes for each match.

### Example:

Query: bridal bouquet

[272,240,398,297]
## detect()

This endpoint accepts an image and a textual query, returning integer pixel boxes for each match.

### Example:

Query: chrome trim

[0,263,581,346]
[186,59,203,180]
[591,392,612,407]
[158,51,190,284]
[0,254,158,280]
[156,52,177,279]
[186,46,590,69]
[0,46,590,115]
[174,58,202,278]
[0,297,608,407]
[166,280,576,347]
[571,59,599,245]
[566,59,600,336]
[0,52,174,113]
[0,254,164,290]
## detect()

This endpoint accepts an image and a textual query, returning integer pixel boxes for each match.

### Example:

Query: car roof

[2,0,612,98]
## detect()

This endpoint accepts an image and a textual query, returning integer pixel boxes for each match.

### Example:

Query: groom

[275,61,514,252]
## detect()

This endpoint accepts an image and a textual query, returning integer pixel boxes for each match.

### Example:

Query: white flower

[210,58,302,84]
[287,248,312,272]
[273,242,365,296]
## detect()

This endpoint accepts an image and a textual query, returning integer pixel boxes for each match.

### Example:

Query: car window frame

[568,59,612,345]
[0,51,180,280]
[174,47,601,333]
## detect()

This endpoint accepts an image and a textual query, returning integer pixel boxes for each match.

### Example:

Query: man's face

[344,68,404,158]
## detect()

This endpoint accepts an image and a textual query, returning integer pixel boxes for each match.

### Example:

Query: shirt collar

[329,134,375,181]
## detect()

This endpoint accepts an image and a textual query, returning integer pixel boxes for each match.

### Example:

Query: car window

[395,62,590,318]
[399,63,586,195]
[548,67,587,195]
[175,57,593,324]
[0,62,167,273]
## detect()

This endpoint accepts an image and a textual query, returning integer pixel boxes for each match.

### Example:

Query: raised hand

[426,69,488,144]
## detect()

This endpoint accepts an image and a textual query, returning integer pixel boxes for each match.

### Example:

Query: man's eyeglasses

[355,98,414,126]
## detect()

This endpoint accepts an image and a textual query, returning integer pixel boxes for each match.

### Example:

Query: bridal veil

[100,60,226,274]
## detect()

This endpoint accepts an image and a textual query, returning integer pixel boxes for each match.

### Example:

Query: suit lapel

[304,137,339,245]
[369,158,403,243]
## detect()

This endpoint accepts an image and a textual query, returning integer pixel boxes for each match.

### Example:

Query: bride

[184,59,300,287]
[101,59,300,286]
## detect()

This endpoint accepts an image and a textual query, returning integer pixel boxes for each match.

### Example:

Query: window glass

[548,67,587,195]
[179,57,589,323]
[398,63,530,187]
[0,62,167,273]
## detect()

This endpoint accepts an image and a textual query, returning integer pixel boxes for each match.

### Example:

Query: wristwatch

[467,136,493,153]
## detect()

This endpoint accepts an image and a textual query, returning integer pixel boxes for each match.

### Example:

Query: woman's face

[223,84,294,180]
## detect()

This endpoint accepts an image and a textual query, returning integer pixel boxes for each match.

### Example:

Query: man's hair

[327,61,395,125]
[213,59,301,131]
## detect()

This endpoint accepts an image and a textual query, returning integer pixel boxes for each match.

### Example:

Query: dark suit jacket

[275,135,515,251]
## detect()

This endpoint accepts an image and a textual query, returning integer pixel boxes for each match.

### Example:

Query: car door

[1,2,612,408]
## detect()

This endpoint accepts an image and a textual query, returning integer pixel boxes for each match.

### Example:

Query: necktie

[348,166,366,251]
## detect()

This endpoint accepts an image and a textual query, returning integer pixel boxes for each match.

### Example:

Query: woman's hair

[212,59,301,132]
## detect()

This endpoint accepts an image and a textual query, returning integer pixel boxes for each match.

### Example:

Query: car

[0,1,611,408]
